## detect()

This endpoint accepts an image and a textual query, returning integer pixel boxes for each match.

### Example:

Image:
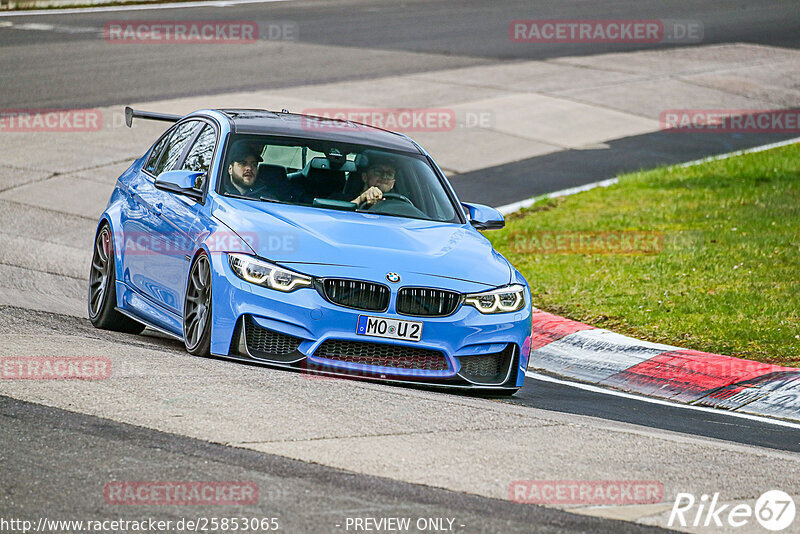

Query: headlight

[228,253,312,292]
[464,284,526,314]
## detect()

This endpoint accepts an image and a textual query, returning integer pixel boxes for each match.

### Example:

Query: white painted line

[497,137,800,215]
[0,0,290,17]
[4,21,100,33]
[497,178,618,215]
[15,22,53,29]
[678,136,800,168]
[526,371,800,430]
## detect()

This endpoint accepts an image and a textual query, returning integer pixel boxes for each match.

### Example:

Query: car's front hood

[211,197,511,288]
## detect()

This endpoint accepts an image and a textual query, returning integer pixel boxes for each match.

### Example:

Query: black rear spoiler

[125,106,181,127]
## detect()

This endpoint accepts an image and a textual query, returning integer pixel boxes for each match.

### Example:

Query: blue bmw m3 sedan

[89,107,532,394]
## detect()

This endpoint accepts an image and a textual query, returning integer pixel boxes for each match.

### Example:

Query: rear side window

[152,121,203,176]
[144,133,170,174]
[181,125,216,173]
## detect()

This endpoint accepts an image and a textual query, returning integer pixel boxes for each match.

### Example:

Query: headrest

[307,157,356,174]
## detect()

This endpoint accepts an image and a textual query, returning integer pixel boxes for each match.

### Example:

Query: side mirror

[462,202,505,230]
[154,170,205,202]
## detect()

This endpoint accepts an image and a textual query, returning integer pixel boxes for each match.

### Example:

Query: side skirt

[115,307,184,341]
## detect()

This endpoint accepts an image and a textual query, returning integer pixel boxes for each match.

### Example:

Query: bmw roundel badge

[386,272,401,283]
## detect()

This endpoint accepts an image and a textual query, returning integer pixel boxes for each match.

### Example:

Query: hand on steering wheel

[355,186,383,206]
[357,191,414,210]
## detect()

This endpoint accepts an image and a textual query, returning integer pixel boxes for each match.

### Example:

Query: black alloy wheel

[183,253,212,356]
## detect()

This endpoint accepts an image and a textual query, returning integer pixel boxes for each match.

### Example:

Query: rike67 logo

[669,490,796,531]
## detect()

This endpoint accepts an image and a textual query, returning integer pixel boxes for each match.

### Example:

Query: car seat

[257,163,302,202]
[288,157,353,204]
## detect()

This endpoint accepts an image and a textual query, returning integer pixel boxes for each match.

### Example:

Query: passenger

[224,144,265,198]
[350,158,397,205]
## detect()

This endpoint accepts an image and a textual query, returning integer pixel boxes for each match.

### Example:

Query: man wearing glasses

[224,144,266,198]
[350,158,397,206]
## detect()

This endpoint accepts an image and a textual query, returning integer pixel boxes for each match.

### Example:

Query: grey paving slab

[65,159,136,185]
[0,174,114,219]
[0,136,59,174]
[557,78,785,120]
[0,132,141,174]
[0,264,86,317]
[273,75,506,108]
[470,93,658,148]
[412,127,561,174]
[0,198,96,248]
[410,60,649,94]
[679,60,800,109]
[556,43,800,77]
[0,233,88,280]
[0,165,52,193]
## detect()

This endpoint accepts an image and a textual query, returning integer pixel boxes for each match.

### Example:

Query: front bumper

[207,252,532,389]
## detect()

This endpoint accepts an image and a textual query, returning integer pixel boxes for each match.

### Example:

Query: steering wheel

[358,192,414,210]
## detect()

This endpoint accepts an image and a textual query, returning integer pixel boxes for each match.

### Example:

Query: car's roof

[215,109,423,154]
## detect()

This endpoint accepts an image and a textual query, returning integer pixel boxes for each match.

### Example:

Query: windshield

[217,135,460,223]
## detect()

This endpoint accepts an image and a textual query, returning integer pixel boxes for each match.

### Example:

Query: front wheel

[183,253,212,356]
[88,224,145,334]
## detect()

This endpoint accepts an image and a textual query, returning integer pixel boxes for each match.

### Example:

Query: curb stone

[528,310,800,423]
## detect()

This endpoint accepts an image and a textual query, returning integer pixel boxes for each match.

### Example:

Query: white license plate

[356,315,422,342]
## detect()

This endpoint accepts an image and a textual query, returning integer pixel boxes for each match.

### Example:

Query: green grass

[489,143,800,367]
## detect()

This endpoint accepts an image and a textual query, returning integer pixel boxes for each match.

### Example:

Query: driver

[224,144,265,198]
[350,158,397,206]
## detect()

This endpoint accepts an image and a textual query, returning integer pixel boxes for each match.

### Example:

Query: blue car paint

[96,109,532,388]
[210,196,512,289]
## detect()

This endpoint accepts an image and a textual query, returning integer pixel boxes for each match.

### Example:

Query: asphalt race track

[1,394,662,534]
[2,1,800,532]
[2,0,800,108]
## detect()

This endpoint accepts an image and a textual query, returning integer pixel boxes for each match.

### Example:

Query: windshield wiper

[221,192,283,204]
[221,192,253,200]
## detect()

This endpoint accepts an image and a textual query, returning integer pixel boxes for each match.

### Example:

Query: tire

[88,224,146,334]
[183,253,212,357]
